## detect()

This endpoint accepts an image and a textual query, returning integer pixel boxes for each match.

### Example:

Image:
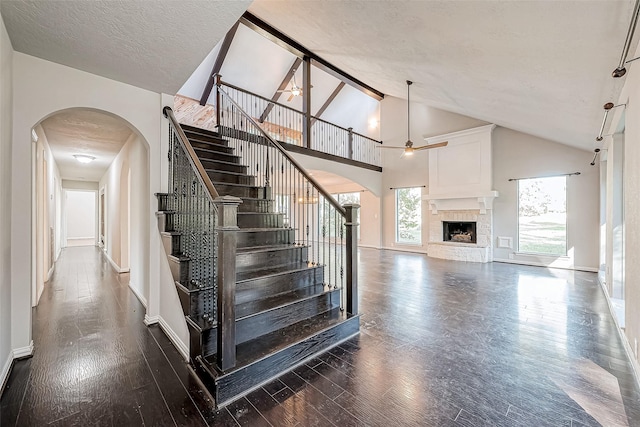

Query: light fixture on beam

[612,0,640,78]
[595,102,625,141]
[73,154,96,164]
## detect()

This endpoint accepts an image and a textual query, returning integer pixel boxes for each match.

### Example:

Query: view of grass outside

[518,176,567,255]
[396,187,422,244]
[334,192,361,239]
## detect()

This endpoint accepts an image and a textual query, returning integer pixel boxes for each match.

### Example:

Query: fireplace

[443,221,477,244]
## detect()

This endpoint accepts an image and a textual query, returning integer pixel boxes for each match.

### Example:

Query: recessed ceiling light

[73,154,95,164]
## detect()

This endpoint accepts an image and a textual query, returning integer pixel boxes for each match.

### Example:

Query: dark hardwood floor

[1,246,639,426]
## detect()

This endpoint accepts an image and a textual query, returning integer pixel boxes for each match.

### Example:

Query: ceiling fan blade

[379,146,407,149]
[413,141,449,150]
[287,93,294,102]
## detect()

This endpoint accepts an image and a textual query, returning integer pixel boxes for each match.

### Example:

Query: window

[518,176,567,255]
[396,187,422,244]
[334,192,361,239]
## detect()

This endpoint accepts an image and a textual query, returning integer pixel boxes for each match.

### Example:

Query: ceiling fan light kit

[380,80,448,156]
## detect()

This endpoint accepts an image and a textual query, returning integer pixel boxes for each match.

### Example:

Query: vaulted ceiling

[1,0,636,151]
[248,0,636,150]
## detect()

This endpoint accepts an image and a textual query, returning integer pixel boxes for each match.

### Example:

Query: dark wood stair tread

[202,308,353,372]
[234,284,330,319]
[235,261,318,283]
[236,244,304,254]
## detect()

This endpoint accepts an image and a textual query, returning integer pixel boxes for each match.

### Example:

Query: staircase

[156,118,360,407]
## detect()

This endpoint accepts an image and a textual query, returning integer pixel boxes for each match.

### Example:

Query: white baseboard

[46,265,55,282]
[159,316,189,362]
[380,246,428,255]
[101,249,130,274]
[1,342,35,397]
[358,244,381,249]
[128,282,148,308]
[493,258,598,273]
[597,278,640,390]
[0,350,12,396]
[144,314,160,326]
[13,341,34,359]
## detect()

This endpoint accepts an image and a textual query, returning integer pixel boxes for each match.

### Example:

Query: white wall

[11,52,186,361]
[33,124,62,306]
[606,41,640,375]
[99,133,148,301]
[0,13,14,389]
[492,127,599,271]
[379,95,487,252]
[66,191,96,239]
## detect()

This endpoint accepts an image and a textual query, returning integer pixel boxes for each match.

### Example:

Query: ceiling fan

[381,80,448,156]
[276,75,311,102]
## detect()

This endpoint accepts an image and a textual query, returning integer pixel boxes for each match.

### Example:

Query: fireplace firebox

[443,221,477,244]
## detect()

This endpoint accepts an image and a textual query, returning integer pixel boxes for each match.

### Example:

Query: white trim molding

[0,351,12,395]
[144,314,160,326]
[598,279,640,391]
[129,282,148,308]
[101,249,130,274]
[2,341,35,395]
[159,316,189,362]
[13,341,34,359]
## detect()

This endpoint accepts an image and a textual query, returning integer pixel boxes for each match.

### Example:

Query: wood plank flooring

[2,246,640,426]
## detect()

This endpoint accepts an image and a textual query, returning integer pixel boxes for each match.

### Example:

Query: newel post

[213,195,242,371]
[343,204,360,315]
[214,74,222,127]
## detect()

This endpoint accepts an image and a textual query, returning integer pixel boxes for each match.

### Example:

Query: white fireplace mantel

[424,191,499,214]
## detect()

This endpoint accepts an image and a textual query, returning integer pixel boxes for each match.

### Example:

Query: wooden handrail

[217,87,346,217]
[163,106,220,201]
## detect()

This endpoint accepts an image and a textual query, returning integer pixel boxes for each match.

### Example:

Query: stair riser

[188,321,217,361]
[176,284,215,319]
[212,315,360,406]
[193,142,235,155]
[236,246,308,272]
[183,130,227,145]
[237,213,284,229]
[195,148,239,162]
[237,229,294,248]
[238,199,273,213]
[236,289,340,344]
[236,267,324,305]
[169,256,214,284]
[207,171,255,186]
[199,159,247,174]
[214,183,266,199]
[161,233,181,257]
[156,212,175,233]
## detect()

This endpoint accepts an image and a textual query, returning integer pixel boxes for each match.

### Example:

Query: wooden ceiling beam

[240,12,384,101]
[311,82,345,125]
[199,21,240,106]
[258,57,303,123]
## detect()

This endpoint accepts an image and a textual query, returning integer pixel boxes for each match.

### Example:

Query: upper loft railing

[211,76,382,168]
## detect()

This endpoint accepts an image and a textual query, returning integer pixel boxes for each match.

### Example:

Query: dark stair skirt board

[194,309,360,407]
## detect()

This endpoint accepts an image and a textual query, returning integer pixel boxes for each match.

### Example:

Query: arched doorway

[31,108,150,309]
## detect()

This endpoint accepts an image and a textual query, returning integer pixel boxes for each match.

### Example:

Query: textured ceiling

[1,0,251,94]
[248,0,636,150]
[41,110,132,181]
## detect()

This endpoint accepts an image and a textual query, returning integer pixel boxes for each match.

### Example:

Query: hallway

[2,246,640,426]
